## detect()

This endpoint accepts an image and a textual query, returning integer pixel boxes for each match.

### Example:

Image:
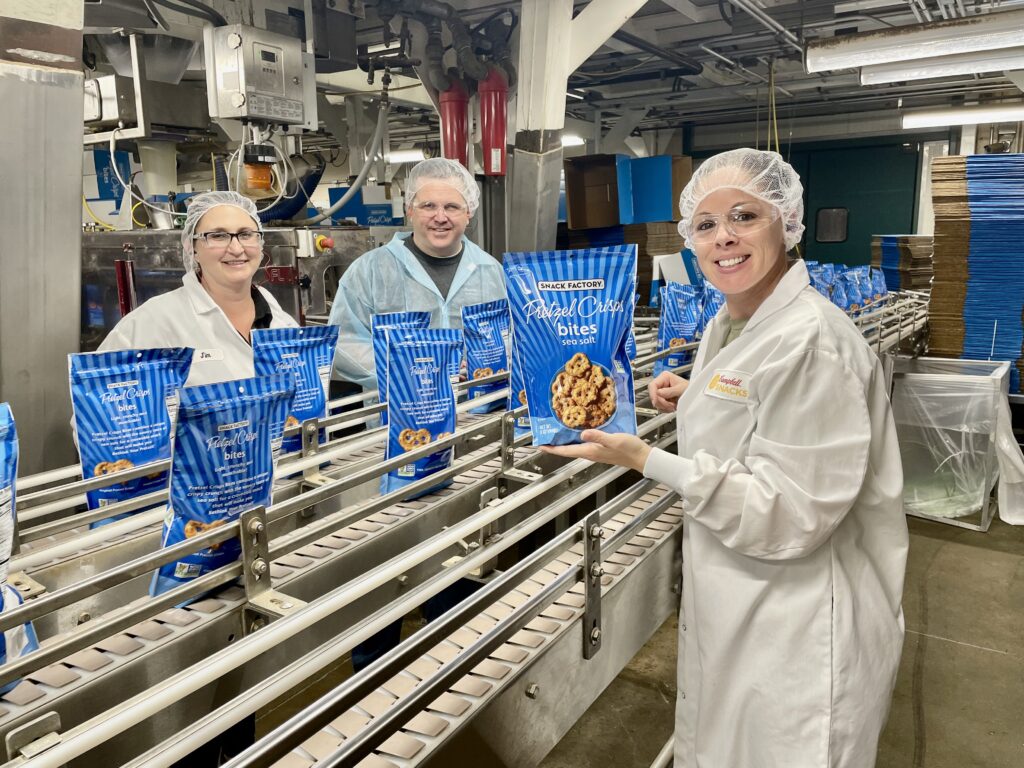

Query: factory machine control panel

[205,24,305,126]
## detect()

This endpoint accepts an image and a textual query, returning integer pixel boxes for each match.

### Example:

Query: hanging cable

[108,128,180,219]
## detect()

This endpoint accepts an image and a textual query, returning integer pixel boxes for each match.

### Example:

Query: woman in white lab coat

[98,191,297,385]
[544,149,908,767]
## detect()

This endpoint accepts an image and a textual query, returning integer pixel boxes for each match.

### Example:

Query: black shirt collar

[251,285,274,330]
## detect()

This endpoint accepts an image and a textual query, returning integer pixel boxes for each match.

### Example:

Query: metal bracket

[248,589,308,622]
[6,572,46,601]
[300,417,334,492]
[502,468,542,485]
[5,711,61,760]
[500,411,518,475]
[240,506,271,604]
[582,510,604,660]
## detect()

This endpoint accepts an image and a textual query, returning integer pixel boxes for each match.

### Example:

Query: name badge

[194,348,224,363]
[704,369,750,403]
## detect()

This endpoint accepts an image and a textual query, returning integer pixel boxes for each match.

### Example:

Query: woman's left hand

[540,430,652,473]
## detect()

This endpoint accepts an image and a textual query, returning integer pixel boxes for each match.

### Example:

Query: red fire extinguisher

[439,79,469,168]
[478,66,508,176]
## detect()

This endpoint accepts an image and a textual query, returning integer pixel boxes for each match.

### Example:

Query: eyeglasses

[193,230,264,249]
[412,201,468,216]
[689,204,780,244]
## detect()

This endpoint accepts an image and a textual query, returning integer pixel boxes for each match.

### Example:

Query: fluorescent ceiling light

[805,8,1024,73]
[386,148,425,163]
[566,90,585,101]
[367,41,402,54]
[860,46,1024,85]
[561,134,586,147]
[901,103,1024,129]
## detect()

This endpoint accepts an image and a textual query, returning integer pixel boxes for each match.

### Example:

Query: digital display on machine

[261,50,277,63]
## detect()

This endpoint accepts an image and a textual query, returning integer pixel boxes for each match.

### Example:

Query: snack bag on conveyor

[808,266,832,299]
[151,374,294,596]
[840,270,864,312]
[506,328,531,440]
[854,266,875,306]
[371,312,431,427]
[830,274,852,312]
[870,267,889,301]
[69,348,193,526]
[504,245,638,447]
[461,299,511,415]
[382,328,462,498]
[699,284,725,333]
[252,325,340,453]
[0,404,40,691]
[654,282,701,376]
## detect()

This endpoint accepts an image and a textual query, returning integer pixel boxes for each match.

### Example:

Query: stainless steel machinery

[0,296,928,767]
[80,226,378,350]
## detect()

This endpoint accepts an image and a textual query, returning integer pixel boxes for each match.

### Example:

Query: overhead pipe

[482,14,518,89]
[447,14,490,81]
[611,29,703,74]
[423,17,452,92]
[726,0,803,55]
[290,100,391,226]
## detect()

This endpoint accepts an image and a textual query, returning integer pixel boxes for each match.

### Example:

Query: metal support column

[0,3,85,473]
[508,0,648,252]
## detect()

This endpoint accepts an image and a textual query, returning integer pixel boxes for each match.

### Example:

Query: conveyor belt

[0,299,927,766]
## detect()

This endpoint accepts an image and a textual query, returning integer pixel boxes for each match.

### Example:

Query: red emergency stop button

[315,235,335,252]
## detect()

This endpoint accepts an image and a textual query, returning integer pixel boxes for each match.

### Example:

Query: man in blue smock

[329,158,505,670]
[330,157,506,390]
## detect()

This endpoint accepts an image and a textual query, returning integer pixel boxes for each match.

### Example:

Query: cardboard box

[563,154,692,230]
[630,155,692,223]
[564,154,633,230]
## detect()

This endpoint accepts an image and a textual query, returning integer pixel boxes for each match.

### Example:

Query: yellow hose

[82,196,116,230]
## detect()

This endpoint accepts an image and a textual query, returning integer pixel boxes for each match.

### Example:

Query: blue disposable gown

[329,232,506,390]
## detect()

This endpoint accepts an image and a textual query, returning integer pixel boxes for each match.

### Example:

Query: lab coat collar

[182,270,221,316]
[386,232,481,303]
[695,260,809,371]
[743,259,811,333]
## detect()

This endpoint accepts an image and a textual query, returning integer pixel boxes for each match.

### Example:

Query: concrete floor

[539,516,1024,768]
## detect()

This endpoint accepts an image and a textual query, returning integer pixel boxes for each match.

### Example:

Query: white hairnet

[405,158,480,216]
[677,148,805,251]
[180,191,262,272]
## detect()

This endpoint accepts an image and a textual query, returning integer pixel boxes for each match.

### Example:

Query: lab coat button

[681,623,686,631]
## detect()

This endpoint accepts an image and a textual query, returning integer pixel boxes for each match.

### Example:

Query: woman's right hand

[649,371,688,413]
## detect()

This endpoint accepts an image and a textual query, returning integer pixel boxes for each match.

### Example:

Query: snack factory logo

[537,279,605,291]
[705,371,749,402]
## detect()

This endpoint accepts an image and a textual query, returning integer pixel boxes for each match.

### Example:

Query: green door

[802,144,919,265]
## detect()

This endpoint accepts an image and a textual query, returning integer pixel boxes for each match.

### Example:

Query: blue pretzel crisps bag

[699,284,725,332]
[870,267,889,301]
[372,312,431,426]
[840,270,864,311]
[1,404,19,574]
[504,245,638,447]
[654,283,701,376]
[382,329,462,498]
[0,405,40,687]
[69,348,192,524]
[462,299,511,414]
[253,325,340,453]
[506,329,531,439]
[151,374,294,596]
[854,266,874,306]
